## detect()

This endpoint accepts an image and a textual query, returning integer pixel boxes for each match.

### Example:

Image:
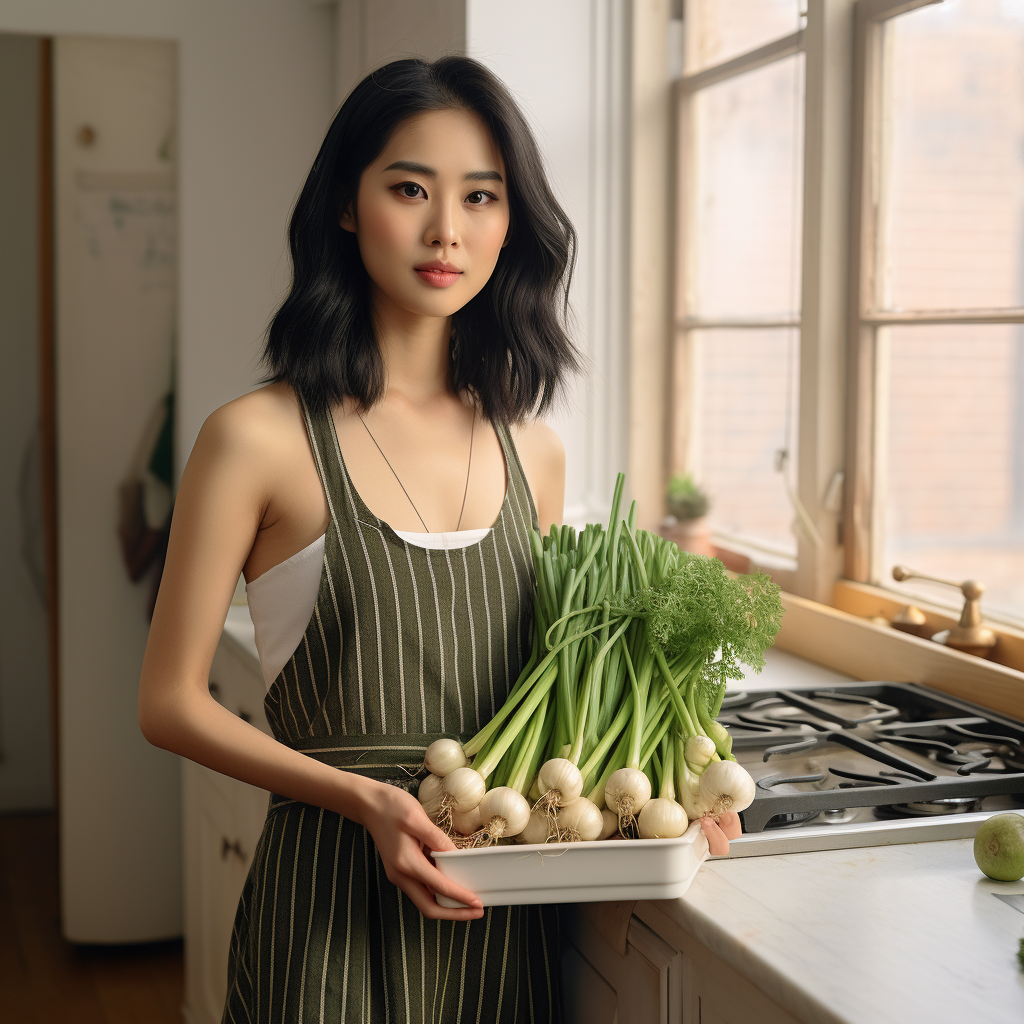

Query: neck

[370,282,453,404]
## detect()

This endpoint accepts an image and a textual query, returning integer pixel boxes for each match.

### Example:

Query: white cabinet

[563,903,802,1024]
[562,905,684,1023]
[182,634,271,1024]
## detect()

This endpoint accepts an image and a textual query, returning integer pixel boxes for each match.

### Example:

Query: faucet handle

[890,565,996,658]
[891,565,981,598]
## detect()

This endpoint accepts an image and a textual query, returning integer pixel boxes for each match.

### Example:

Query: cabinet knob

[221,837,246,862]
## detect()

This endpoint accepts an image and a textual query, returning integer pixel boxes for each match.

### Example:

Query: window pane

[880,1,1024,311]
[692,328,799,558]
[690,55,804,320]
[882,323,1024,623]
[684,0,802,73]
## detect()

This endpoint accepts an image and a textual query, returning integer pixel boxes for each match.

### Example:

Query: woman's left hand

[700,811,741,856]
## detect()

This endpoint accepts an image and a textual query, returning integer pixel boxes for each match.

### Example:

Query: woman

[139,55,737,1023]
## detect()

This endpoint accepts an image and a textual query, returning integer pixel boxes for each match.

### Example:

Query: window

[850,0,1024,624]
[674,0,1024,627]
[675,1,806,567]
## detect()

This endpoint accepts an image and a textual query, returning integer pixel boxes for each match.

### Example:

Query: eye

[466,190,497,206]
[393,182,425,199]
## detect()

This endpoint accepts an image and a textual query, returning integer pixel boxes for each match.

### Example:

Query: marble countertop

[654,837,1024,1024]
[645,649,1024,1023]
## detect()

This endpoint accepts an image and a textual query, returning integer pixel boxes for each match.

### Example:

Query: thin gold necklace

[357,407,475,533]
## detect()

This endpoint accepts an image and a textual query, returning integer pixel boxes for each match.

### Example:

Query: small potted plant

[661,473,713,556]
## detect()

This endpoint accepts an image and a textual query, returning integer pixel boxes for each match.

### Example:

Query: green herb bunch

[667,473,710,521]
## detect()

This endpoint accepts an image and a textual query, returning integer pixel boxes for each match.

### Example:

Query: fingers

[718,811,742,841]
[700,815,731,857]
[386,836,483,910]
[409,812,457,853]
[400,877,484,921]
[416,855,483,910]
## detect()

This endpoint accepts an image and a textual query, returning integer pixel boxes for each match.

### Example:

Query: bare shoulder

[195,382,303,460]
[510,419,564,473]
[510,419,565,530]
[182,382,316,525]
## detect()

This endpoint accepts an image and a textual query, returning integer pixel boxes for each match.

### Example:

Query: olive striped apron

[222,394,562,1023]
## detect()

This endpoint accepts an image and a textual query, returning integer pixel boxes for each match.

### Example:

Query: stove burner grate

[762,809,821,830]
[729,682,1024,834]
[874,796,980,818]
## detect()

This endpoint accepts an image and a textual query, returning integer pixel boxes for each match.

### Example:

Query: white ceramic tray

[431,820,709,907]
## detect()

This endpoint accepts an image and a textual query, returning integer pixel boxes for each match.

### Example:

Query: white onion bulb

[555,798,604,842]
[698,760,755,816]
[678,763,706,821]
[598,808,618,840]
[536,758,583,808]
[424,738,469,778]
[638,797,689,839]
[685,734,717,772]
[515,808,554,845]
[443,766,486,812]
[417,774,445,823]
[451,804,484,836]
[479,786,531,840]
[604,768,652,821]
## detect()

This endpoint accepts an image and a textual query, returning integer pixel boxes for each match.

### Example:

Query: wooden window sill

[831,579,1024,674]
[775,589,1024,722]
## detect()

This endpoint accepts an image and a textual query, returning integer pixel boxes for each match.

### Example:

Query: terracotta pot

[658,515,714,557]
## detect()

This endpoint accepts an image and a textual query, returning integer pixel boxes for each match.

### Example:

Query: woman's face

[342,108,511,321]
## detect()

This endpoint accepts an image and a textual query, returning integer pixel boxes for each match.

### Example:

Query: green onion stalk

[423,472,781,845]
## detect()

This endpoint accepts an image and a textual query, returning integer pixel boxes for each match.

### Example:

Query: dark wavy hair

[262,55,579,423]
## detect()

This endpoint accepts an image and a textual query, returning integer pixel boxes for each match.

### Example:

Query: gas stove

[719,682,1024,857]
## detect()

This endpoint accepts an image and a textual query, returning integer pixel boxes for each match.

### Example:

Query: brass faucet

[891,566,997,659]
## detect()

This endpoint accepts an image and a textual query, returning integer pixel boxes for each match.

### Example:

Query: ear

[340,201,357,233]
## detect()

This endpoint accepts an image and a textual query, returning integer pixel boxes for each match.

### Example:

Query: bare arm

[138,396,483,919]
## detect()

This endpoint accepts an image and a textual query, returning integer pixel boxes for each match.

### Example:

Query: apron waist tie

[267,732,472,813]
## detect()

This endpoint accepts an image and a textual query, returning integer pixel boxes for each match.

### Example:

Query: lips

[414,260,463,288]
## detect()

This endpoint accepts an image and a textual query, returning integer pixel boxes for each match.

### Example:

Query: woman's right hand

[357,780,484,921]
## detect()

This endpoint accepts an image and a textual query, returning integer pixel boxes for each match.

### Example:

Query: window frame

[674,0,1024,627]
[845,0,1024,605]
[673,24,807,573]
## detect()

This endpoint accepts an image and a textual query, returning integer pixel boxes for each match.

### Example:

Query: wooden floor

[0,813,184,1023]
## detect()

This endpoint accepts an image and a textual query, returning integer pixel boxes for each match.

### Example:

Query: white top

[244,527,490,689]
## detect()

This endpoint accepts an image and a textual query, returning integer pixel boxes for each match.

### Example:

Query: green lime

[974,813,1024,882]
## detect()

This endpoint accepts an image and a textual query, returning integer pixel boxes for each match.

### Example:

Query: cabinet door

[184,637,271,1024]
[562,942,618,1024]
[562,907,684,1024]
[187,763,262,1024]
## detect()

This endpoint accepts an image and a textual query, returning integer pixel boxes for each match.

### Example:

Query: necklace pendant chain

[358,407,475,534]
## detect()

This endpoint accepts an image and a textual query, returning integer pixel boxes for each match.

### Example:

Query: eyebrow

[382,160,503,183]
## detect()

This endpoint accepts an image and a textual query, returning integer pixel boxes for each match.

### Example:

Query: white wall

[0,0,335,470]
[466,0,631,525]
[335,0,465,101]
[0,34,53,813]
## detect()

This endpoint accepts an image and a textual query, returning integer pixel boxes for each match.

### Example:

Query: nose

[424,194,460,250]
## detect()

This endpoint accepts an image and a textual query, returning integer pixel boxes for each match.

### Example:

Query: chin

[397,287,477,319]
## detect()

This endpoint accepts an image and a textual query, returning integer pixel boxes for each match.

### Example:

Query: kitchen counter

[640,836,1024,1024]
[629,649,1024,1024]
